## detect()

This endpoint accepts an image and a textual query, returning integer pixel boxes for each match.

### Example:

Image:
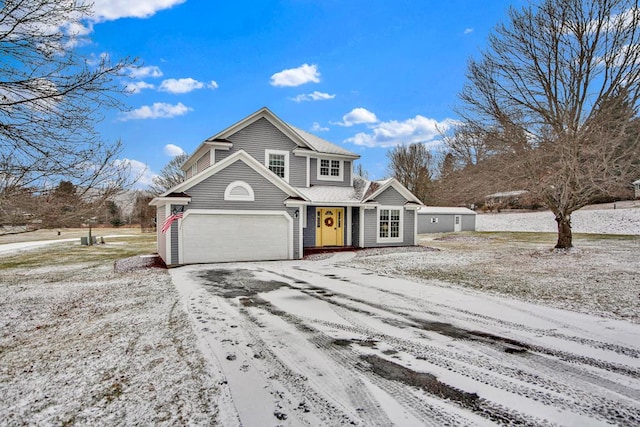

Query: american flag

[161,212,183,233]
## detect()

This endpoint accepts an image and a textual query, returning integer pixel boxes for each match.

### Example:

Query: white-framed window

[317,158,343,181]
[377,206,403,243]
[265,149,289,182]
[224,181,255,201]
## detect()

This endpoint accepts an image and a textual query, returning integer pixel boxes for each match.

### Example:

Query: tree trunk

[555,213,573,249]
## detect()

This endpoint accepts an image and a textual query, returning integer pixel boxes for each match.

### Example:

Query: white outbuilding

[417,206,477,233]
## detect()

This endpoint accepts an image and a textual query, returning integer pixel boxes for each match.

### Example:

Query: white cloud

[163,144,185,156]
[159,78,204,94]
[337,108,378,127]
[89,0,187,22]
[291,91,335,102]
[311,122,329,132]
[345,115,457,148]
[124,81,155,94]
[464,28,474,35]
[120,102,192,121]
[270,63,320,87]
[115,158,155,189]
[126,65,163,79]
[209,80,219,89]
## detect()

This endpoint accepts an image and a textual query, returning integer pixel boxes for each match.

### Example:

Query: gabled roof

[154,149,308,202]
[364,178,423,205]
[290,176,423,206]
[183,107,359,172]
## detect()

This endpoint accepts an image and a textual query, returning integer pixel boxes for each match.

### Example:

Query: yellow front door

[316,208,344,247]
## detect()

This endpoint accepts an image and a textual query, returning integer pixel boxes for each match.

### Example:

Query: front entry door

[316,208,344,247]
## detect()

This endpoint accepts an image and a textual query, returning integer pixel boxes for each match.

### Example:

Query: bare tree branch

[456,0,640,248]
[0,0,137,198]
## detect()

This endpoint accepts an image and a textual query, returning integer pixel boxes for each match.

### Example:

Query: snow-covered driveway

[171,253,640,426]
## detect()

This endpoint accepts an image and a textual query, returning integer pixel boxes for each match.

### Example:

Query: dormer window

[265,149,289,182]
[317,158,343,181]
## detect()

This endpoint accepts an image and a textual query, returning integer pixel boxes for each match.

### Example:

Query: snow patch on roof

[295,186,361,204]
[289,125,359,157]
[418,206,476,215]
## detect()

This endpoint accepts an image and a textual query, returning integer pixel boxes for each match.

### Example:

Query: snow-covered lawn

[477,202,640,235]
[0,239,218,425]
[1,210,639,425]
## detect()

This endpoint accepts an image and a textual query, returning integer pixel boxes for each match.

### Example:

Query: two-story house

[150,107,423,266]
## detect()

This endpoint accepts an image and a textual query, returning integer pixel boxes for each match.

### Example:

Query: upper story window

[265,149,289,182]
[317,158,343,182]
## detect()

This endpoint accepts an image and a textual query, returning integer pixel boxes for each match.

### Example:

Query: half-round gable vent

[224,181,255,201]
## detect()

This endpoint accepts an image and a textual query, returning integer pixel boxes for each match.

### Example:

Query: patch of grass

[0,235,156,269]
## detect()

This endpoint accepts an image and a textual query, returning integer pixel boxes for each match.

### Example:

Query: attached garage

[180,210,292,264]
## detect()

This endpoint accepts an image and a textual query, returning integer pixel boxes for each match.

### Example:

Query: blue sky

[80,0,522,187]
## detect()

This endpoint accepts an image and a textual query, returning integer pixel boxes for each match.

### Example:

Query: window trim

[265,149,290,183]
[316,158,343,182]
[376,206,404,244]
[224,181,255,201]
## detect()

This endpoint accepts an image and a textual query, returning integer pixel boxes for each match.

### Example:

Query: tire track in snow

[268,265,640,424]
[193,268,395,426]
[293,265,640,375]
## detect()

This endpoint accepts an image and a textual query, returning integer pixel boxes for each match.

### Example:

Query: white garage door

[181,211,290,264]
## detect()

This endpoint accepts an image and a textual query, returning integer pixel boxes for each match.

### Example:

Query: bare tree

[442,124,496,168]
[387,143,434,204]
[0,0,135,205]
[354,161,369,179]
[133,192,155,232]
[458,0,640,248]
[149,153,188,195]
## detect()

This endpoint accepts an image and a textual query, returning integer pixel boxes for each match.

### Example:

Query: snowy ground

[477,201,640,234]
[1,210,639,425]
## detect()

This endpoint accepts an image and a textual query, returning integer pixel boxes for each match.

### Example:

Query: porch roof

[294,185,362,204]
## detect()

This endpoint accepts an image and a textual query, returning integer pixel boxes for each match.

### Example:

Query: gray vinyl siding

[304,205,317,247]
[373,187,406,205]
[286,206,301,259]
[215,118,306,187]
[462,214,476,231]
[309,158,352,187]
[363,208,415,248]
[351,207,359,247]
[196,151,211,172]
[418,214,455,233]
[170,204,180,264]
[183,160,301,259]
[362,186,414,247]
[187,161,290,210]
[405,209,415,244]
[417,213,476,233]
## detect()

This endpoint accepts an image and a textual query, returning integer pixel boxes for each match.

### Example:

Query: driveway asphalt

[171,253,640,426]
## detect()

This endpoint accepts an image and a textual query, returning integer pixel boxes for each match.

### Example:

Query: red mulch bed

[114,254,167,273]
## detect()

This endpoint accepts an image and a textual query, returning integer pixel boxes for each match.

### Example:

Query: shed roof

[418,206,476,215]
